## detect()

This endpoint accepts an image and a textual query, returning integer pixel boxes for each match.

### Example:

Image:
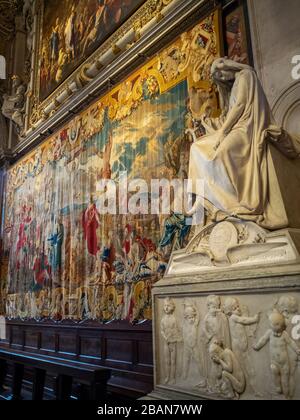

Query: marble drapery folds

[188,58,300,230]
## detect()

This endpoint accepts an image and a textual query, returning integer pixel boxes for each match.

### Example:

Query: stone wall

[248,0,300,132]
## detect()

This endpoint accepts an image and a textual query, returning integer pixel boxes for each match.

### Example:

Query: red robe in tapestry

[122,224,132,257]
[82,203,100,256]
[33,254,51,286]
[16,223,26,255]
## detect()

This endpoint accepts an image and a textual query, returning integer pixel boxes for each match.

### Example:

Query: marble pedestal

[148,224,300,400]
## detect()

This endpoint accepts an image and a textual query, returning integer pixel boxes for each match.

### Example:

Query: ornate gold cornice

[28,0,176,129]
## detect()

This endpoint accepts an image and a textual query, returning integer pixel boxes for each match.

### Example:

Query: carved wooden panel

[58,331,77,356]
[79,335,102,361]
[2,319,153,397]
[106,339,133,365]
[40,330,56,353]
[24,330,39,350]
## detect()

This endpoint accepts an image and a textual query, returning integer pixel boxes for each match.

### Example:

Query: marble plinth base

[148,260,300,400]
[167,223,300,276]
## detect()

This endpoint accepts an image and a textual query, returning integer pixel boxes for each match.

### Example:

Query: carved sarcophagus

[150,258,300,400]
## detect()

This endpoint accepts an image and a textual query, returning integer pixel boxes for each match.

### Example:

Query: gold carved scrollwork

[28,0,177,131]
[133,0,172,38]
[75,63,94,88]
[112,44,122,56]
[157,12,220,88]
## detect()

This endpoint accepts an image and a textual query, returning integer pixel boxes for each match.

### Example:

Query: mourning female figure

[188,58,300,230]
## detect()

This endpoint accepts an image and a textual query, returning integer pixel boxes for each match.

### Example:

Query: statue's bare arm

[232,313,259,326]
[253,330,271,351]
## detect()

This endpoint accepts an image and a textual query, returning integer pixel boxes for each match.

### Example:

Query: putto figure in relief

[276,296,299,397]
[223,297,259,394]
[203,295,231,348]
[203,295,230,393]
[160,298,181,385]
[253,311,300,399]
[182,301,204,384]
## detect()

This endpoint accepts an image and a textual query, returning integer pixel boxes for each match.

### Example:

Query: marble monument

[148,58,300,400]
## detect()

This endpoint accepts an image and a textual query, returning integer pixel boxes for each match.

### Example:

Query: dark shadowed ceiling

[0,0,20,44]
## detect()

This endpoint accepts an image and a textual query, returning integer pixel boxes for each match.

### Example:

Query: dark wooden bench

[0,348,111,400]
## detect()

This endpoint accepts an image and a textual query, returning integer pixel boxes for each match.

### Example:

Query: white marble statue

[167,59,300,274]
[168,56,300,274]
[187,57,300,229]
[2,75,27,134]
[153,58,300,401]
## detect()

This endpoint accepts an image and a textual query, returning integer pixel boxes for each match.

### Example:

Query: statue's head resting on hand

[210,58,253,112]
[211,58,252,84]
